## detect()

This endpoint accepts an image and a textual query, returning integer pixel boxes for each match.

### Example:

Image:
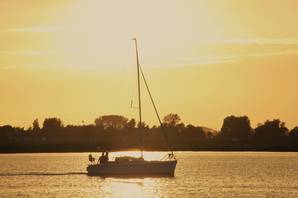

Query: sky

[1,0,298,130]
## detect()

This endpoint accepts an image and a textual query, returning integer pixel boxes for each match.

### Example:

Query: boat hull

[87,160,177,176]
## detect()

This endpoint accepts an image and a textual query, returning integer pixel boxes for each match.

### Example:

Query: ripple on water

[0,152,298,197]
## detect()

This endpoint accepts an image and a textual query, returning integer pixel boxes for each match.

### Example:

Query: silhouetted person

[105,152,109,161]
[99,152,104,163]
[89,154,95,163]
[99,151,109,163]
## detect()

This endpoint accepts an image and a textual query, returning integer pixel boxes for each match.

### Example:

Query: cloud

[180,37,298,66]
[3,26,60,33]
[0,63,42,70]
[0,50,50,56]
[245,50,298,57]
[172,49,298,67]
[1,28,298,69]
[173,55,239,66]
[200,37,298,45]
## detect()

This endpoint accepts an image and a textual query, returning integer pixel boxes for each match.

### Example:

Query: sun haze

[0,0,298,130]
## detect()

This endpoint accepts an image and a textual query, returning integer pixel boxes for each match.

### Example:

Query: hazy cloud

[3,26,60,33]
[202,37,298,45]
[0,63,42,70]
[173,50,298,67]
[0,50,50,56]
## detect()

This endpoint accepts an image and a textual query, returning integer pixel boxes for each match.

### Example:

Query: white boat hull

[87,160,177,176]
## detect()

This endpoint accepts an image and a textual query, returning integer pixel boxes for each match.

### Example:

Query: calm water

[0,152,298,197]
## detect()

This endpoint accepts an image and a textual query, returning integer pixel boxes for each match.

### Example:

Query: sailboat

[86,39,177,176]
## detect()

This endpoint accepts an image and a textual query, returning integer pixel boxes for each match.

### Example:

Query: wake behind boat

[87,39,177,177]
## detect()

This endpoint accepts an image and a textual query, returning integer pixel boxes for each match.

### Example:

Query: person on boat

[88,154,95,163]
[99,151,109,164]
[105,151,109,161]
[98,152,106,164]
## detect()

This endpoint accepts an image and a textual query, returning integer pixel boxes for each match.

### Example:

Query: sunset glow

[1,0,298,129]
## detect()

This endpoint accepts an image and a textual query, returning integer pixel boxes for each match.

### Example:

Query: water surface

[0,152,298,197]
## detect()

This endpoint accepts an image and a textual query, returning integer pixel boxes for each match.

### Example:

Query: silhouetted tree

[289,127,298,139]
[126,118,136,129]
[32,119,40,132]
[220,115,252,141]
[0,125,15,138]
[184,124,208,139]
[289,126,298,146]
[253,119,288,146]
[43,118,63,131]
[94,115,128,129]
[2,114,298,152]
[163,113,181,127]
[137,121,149,129]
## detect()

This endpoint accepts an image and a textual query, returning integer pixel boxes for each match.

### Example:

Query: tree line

[0,114,298,152]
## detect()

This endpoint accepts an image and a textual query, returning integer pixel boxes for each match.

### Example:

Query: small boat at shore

[87,39,177,176]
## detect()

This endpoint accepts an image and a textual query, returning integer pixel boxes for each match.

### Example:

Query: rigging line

[139,66,174,154]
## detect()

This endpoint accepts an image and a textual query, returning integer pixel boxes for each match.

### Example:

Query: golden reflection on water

[96,151,167,198]
[100,178,161,198]
[2,152,298,197]
[104,179,146,198]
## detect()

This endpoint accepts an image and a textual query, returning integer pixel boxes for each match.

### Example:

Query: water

[0,152,298,197]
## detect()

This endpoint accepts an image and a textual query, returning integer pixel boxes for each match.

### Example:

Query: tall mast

[133,38,143,157]
[132,39,174,157]
[133,38,142,127]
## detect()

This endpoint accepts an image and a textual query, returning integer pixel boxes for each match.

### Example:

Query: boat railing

[160,153,176,161]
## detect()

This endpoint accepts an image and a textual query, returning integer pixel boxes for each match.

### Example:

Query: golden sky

[1,0,298,130]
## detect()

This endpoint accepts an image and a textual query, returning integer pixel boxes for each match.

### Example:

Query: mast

[132,38,174,157]
[133,38,143,157]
